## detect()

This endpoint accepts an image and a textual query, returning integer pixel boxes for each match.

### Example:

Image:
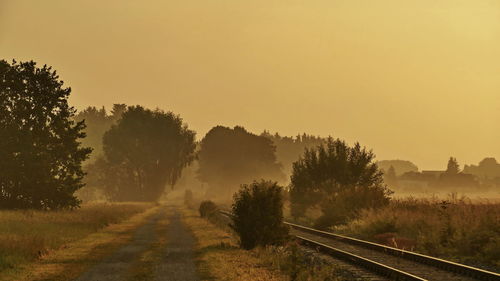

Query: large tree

[290,138,391,228]
[197,126,285,198]
[100,106,196,201]
[0,60,91,209]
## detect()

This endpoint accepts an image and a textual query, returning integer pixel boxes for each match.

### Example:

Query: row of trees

[1,59,392,222]
[0,60,197,208]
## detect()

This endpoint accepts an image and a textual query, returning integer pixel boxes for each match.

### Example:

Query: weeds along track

[219,211,500,281]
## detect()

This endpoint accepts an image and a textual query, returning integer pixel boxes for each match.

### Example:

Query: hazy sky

[1,0,498,170]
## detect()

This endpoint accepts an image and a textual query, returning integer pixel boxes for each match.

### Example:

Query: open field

[0,202,155,280]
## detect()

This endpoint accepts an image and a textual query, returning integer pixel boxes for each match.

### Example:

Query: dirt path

[154,207,199,281]
[73,206,199,281]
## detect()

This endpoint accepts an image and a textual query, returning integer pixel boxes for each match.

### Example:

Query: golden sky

[1,0,499,170]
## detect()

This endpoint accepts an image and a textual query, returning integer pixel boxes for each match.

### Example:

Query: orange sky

[1,0,499,170]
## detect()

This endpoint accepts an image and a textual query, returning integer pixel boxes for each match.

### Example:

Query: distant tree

[100,106,196,201]
[0,60,91,209]
[231,180,289,250]
[384,165,398,188]
[290,138,391,228]
[446,157,460,174]
[74,104,126,162]
[377,160,418,176]
[261,132,326,180]
[197,126,285,198]
[464,158,500,180]
[74,104,127,201]
[438,157,480,189]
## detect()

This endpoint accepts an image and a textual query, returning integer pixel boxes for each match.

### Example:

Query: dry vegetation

[183,206,359,281]
[0,202,155,280]
[182,207,287,281]
[334,196,500,271]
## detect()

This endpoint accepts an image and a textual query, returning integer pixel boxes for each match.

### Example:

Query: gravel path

[73,206,199,281]
[154,207,199,281]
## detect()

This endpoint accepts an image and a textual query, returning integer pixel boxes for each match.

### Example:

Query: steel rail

[219,210,500,281]
[286,222,500,281]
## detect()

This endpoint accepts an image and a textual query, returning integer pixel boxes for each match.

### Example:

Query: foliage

[199,200,218,218]
[99,106,196,201]
[446,157,460,174]
[231,180,289,250]
[261,131,327,180]
[463,158,500,189]
[74,104,126,162]
[257,243,358,281]
[290,138,391,229]
[383,165,398,188]
[197,126,285,198]
[0,60,91,209]
[184,189,194,208]
[377,160,418,176]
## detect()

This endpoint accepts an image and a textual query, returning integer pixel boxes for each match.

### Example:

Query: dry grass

[335,196,500,270]
[183,206,360,281]
[181,207,288,281]
[0,202,156,281]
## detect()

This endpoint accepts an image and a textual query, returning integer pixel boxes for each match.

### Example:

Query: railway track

[219,210,500,281]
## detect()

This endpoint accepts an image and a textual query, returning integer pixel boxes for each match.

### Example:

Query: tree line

[1,60,391,231]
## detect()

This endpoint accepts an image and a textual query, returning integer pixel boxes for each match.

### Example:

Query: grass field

[334,196,500,271]
[0,202,154,279]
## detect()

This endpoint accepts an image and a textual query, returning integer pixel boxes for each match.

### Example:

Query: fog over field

[1,0,499,170]
[1,1,499,280]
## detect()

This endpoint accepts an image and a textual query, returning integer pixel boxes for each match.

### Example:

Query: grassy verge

[0,202,156,281]
[182,207,287,281]
[182,207,359,281]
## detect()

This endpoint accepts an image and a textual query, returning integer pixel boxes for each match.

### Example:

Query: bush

[231,180,289,250]
[184,189,194,207]
[199,200,218,218]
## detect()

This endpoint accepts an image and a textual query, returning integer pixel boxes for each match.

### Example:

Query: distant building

[421,170,445,178]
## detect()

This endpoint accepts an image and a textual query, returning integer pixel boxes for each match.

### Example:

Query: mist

[1,0,499,170]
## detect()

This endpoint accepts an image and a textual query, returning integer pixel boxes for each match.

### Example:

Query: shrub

[231,180,289,250]
[184,189,194,207]
[199,200,218,218]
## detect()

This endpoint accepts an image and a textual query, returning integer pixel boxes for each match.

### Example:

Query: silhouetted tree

[464,158,500,180]
[197,126,285,198]
[439,157,479,190]
[446,157,460,174]
[74,104,126,162]
[290,138,391,228]
[0,60,91,209]
[261,131,326,181]
[100,106,196,201]
[73,104,127,201]
[377,159,418,176]
[384,165,398,188]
